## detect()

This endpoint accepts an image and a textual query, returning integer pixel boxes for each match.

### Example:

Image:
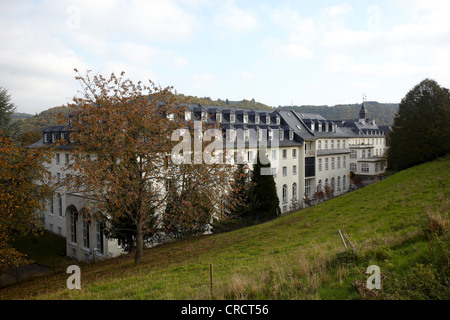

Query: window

[343,156,346,168]
[293,165,297,175]
[266,116,270,124]
[331,177,335,190]
[362,150,366,158]
[272,149,277,160]
[318,180,322,191]
[216,113,222,122]
[280,129,284,141]
[50,198,54,215]
[325,140,328,149]
[289,130,294,140]
[361,163,369,173]
[201,112,207,121]
[368,149,372,158]
[57,194,62,217]
[305,157,315,177]
[255,114,260,124]
[350,150,357,159]
[282,166,287,177]
[282,184,288,204]
[70,210,78,243]
[83,220,90,249]
[325,178,329,187]
[337,176,341,190]
[244,129,249,141]
[56,153,60,164]
[57,173,61,183]
[350,163,357,172]
[268,129,273,141]
[318,140,322,150]
[375,162,379,172]
[185,111,192,121]
[292,183,297,200]
[305,179,311,197]
[337,156,341,169]
[331,157,335,169]
[343,140,346,148]
[318,158,322,171]
[292,149,297,158]
[325,158,329,170]
[282,149,287,159]
[65,153,70,164]
[343,175,346,190]
[96,222,104,254]
[243,114,248,123]
[331,140,334,149]
[337,140,340,149]
[230,113,235,123]
[276,116,280,125]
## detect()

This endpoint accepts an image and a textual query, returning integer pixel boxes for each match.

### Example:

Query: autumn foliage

[0,131,53,271]
[62,70,232,263]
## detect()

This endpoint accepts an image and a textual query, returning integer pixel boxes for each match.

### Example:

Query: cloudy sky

[1,0,450,114]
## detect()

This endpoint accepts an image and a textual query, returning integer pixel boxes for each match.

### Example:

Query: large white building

[29,102,388,261]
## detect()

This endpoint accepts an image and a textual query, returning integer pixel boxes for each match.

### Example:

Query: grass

[13,231,69,267]
[0,155,449,300]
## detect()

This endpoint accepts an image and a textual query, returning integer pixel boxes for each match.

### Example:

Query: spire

[360,94,368,120]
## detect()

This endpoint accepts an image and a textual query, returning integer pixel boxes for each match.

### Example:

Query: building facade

[30,102,388,261]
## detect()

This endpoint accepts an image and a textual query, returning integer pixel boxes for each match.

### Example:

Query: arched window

[343,175,346,190]
[325,178,329,187]
[96,220,104,255]
[337,176,341,190]
[70,207,78,243]
[282,184,288,204]
[318,180,322,191]
[350,163,357,172]
[331,177,335,190]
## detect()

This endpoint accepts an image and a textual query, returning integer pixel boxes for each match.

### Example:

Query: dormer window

[185,111,192,121]
[243,114,248,124]
[52,133,56,143]
[44,133,49,143]
[310,121,315,132]
[268,129,273,141]
[201,112,207,122]
[216,112,222,122]
[230,113,235,123]
[280,129,284,141]
[266,116,270,124]
[276,116,280,125]
[289,130,294,140]
[255,114,260,124]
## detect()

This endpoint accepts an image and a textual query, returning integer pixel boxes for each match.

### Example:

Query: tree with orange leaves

[0,131,53,271]
[63,70,232,263]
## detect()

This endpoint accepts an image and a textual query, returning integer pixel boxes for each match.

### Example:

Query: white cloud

[214,0,260,33]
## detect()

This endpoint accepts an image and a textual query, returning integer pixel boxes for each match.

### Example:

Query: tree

[0,87,18,141]
[388,79,450,171]
[250,148,280,220]
[63,70,231,263]
[0,131,53,271]
[225,163,253,220]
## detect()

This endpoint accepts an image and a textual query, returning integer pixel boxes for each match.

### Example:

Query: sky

[1,0,450,114]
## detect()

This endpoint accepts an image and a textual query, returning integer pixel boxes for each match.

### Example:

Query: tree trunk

[135,221,144,264]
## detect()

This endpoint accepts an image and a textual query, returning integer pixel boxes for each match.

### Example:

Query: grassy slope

[1,156,449,300]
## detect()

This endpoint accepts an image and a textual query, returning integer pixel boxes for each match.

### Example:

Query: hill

[278,101,398,126]
[0,155,448,300]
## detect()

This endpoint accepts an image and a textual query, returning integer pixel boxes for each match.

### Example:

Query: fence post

[338,230,348,252]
